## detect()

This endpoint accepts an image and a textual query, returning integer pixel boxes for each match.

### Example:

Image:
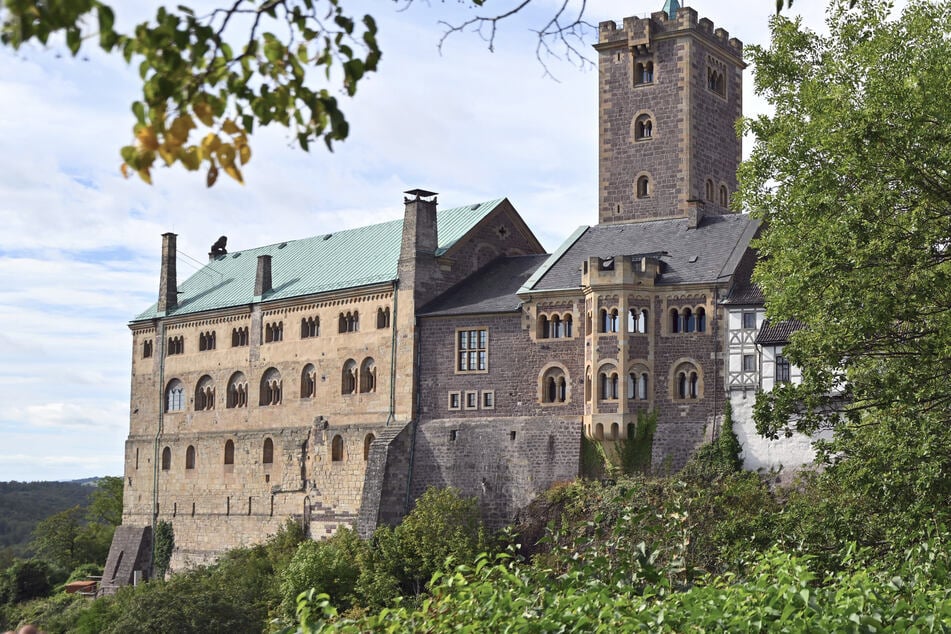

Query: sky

[0,0,839,482]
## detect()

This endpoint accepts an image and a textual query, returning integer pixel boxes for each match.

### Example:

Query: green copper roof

[133,198,505,322]
[662,0,681,19]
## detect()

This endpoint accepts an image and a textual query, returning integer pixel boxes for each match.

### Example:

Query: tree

[0,0,593,187]
[738,0,951,466]
[86,476,123,528]
[152,520,174,580]
[30,506,84,572]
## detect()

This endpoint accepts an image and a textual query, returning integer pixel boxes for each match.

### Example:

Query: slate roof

[419,254,550,317]
[723,282,765,306]
[133,199,506,322]
[755,319,805,346]
[522,214,760,292]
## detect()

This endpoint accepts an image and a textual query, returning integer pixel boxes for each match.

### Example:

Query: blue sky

[0,1,840,481]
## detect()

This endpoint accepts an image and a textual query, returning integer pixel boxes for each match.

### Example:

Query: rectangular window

[456,328,488,373]
[742,312,757,330]
[465,391,478,410]
[448,391,461,410]
[481,390,495,410]
[776,355,791,384]
[742,354,756,372]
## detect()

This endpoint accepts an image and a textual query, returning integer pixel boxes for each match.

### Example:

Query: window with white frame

[456,328,488,373]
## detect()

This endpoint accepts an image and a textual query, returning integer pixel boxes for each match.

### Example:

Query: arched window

[227,372,248,408]
[598,365,619,400]
[628,369,649,401]
[610,309,619,333]
[331,435,344,462]
[585,367,592,401]
[683,307,695,333]
[341,359,357,394]
[364,434,375,461]
[165,379,184,412]
[696,307,706,333]
[259,367,282,406]
[338,314,347,333]
[671,309,681,333]
[377,307,390,329]
[673,362,702,400]
[719,185,729,207]
[636,60,654,84]
[599,308,609,333]
[610,423,619,440]
[551,315,562,338]
[636,175,650,198]
[594,423,605,440]
[161,446,171,471]
[301,317,319,338]
[705,179,715,202]
[195,375,215,411]
[541,366,569,404]
[185,445,196,470]
[263,438,274,464]
[539,314,550,339]
[359,358,376,393]
[564,314,573,338]
[628,308,648,334]
[586,312,592,334]
[635,114,653,140]
[300,364,317,399]
[264,321,283,343]
[224,439,235,465]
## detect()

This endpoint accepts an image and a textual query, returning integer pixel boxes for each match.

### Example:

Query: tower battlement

[598,7,743,60]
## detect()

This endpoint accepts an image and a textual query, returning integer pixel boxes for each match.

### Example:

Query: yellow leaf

[206,163,219,188]
[217,143,236,169]
[180,146,201,171]
[221,118,240,135]
[158,144,176,166]
[167,115,195,146]
[239,144,251,165]
[201,133,221,154]
[193,101,214,127]
[120,163,130,179]
[224,164,244,184]
[137,167,152,184]
[135,126,159,151]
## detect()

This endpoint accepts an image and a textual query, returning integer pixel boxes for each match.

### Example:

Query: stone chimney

[157,232,178,315]
[254,254,272,298]
[401,188,438,257]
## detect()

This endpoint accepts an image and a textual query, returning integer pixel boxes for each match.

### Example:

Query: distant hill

[0,481,98,556]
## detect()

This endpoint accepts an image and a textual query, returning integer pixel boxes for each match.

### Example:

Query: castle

[104,3,814,584]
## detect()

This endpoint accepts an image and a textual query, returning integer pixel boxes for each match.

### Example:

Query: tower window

[636,175,651,199]
[705,179,715,202]
[635,114,653,140]
[707,66,725,96]
[635,60,654,85]
[719,185,729,208]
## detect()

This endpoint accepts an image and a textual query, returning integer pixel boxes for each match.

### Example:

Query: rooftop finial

[662,0,681,19]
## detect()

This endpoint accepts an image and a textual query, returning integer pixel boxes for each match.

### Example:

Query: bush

[0,559,53,605]
[280,528,365,616]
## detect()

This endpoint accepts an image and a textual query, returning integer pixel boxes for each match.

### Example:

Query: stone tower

[595,5,744,224]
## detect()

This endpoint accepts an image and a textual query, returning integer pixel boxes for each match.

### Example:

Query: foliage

[615,410,657,476]
[681,401,743,482]
[152,520,174,580]
[0,0,381,186]
[0,481,96,557]
[0,559,54,605]
[578,434,606,479]
[358,487,489,604]
[86,476,123,528]
[739,0,951,444]
[30,506,86,573]
[291,535,951,633]
[65,562,103,584]
[280,528,365,616]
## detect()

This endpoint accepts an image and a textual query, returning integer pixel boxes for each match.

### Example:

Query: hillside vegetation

[0,481,98,558]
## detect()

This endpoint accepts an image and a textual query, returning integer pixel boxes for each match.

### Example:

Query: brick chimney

[254,254,272,298]
[157,232,178,315]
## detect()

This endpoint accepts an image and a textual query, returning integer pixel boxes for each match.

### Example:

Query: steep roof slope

[420,254,550,317]
[133,199,506,322]
[522,214,759,292]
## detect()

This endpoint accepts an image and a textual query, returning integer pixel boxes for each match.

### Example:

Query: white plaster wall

[730,391,816,473]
